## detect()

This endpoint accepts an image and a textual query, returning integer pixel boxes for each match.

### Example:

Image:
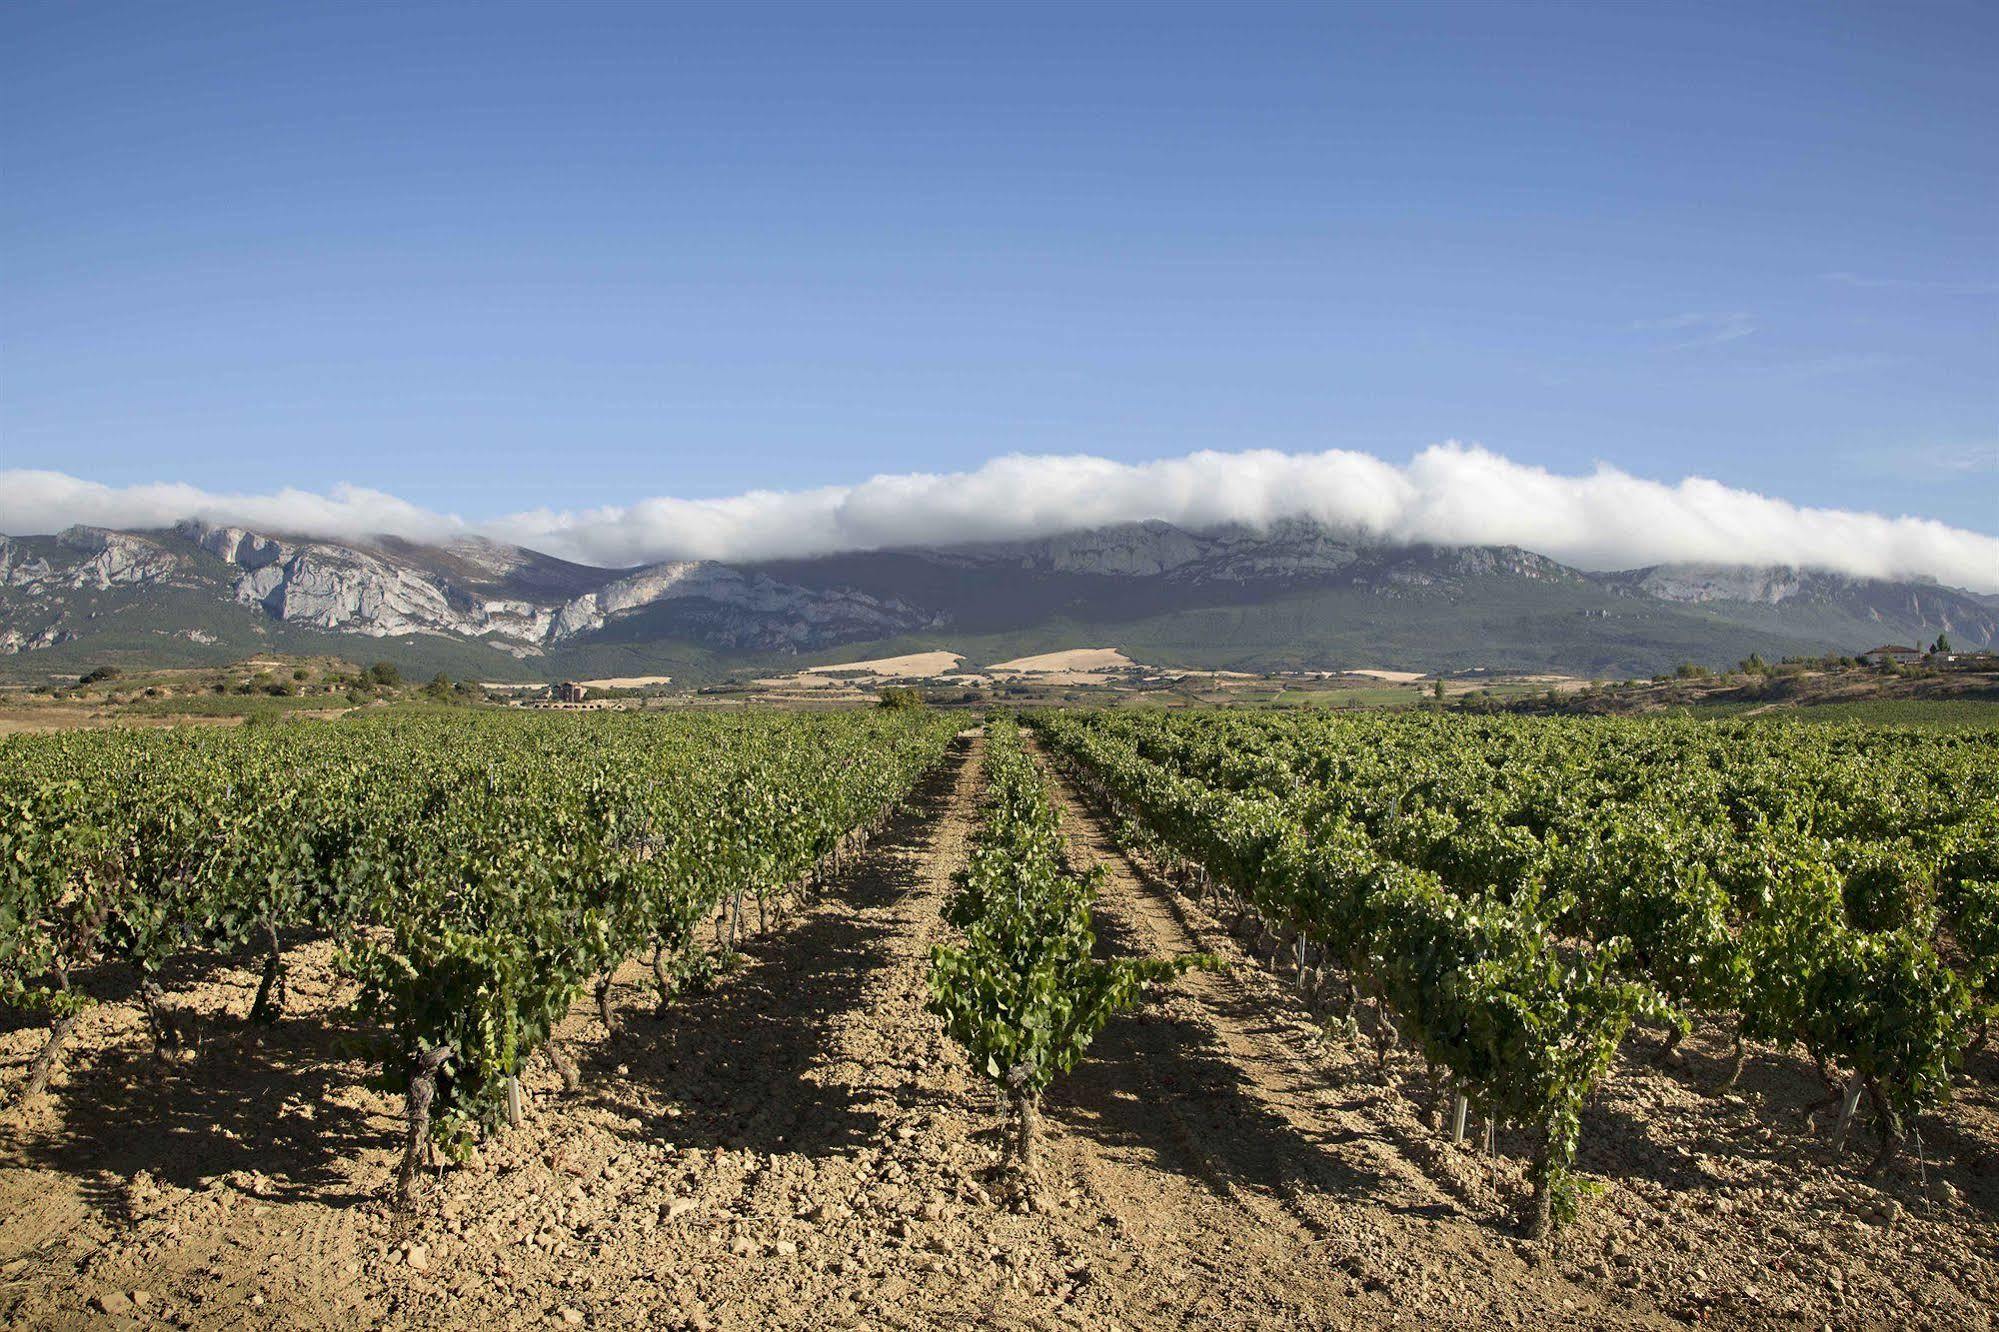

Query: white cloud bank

[3,444,1995,592]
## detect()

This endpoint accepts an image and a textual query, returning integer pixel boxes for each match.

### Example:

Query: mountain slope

[1,517,1990,681]
[1597,563,1996,653]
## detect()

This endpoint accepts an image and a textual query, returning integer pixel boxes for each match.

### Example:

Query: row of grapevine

[1099,710,1992,1164]
[1031,711,1657,1238]
[0,708,959,1205]
[925,717,1206,1181]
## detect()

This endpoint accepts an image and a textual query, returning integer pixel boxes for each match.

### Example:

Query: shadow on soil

[572,743,973,1163]
[1,1010,385,1220]
[1045,864,1401,1229]
[1575,1031,1999,1223]
[2,744,979,1222]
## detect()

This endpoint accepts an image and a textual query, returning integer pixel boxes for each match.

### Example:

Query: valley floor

[2,739,1995,1330]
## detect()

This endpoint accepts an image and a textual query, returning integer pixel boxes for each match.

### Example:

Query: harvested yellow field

[804,651,966,679]
[987,648,1136,674]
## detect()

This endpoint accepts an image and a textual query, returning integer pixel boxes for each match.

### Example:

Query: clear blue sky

[3,1,1994,532]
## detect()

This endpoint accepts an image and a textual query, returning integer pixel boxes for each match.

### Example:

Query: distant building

[554,681,588,704]
[1859,645,1923,666]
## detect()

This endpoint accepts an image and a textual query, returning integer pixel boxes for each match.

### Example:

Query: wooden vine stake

[248,920,286,1026]
[1829,1075,1865,1155]
[594,972,618,1038]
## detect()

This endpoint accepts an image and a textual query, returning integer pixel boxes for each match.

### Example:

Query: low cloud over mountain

[5,443,1995,592]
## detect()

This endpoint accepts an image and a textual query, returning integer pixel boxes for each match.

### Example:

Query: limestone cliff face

[0,527,182,590]
[941,519,1569,587]
[0,536,51,586]
[942,520,1341,579]
[235,545,468,638]
[549,561,932,649]
[0,623,74,654]
[183,521,287,571]
[1603,563,1999,648]
[1,517,1991,663]
[1627,565,1808,605]
[164,521,929,653]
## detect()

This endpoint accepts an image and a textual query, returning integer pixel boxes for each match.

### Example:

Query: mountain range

[2,517,1992,682]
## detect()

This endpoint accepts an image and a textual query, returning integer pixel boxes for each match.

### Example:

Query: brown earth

[2,736,1996,1330]
[0,709,259,735]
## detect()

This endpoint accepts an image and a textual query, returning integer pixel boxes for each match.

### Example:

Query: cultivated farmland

[2,708,1994,1330]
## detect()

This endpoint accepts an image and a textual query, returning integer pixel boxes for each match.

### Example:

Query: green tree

[368,661,402,688]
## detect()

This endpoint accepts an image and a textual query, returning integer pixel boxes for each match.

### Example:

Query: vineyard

[1031,710,1997,1231]
[1,710,960,1205]
[0,707,1995,1329]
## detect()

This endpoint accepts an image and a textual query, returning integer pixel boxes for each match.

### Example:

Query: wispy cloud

[5,444,1997,592]
[1934,444,1999,474]
[1900,443,1998,477]
[1765,351,1899,381]
[1631,311,1757,349]
[1822,271,1999,297]
[1845,441,1999,482]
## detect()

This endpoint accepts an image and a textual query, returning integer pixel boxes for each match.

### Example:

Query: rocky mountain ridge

[932,518,1576,586]
[1,516,1992,676]
[0,522,933,659]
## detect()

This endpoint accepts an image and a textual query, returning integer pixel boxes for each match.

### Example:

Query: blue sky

[3,1,1994,537]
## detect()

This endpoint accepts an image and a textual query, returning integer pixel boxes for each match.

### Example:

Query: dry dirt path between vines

[1030,737,1999,1332]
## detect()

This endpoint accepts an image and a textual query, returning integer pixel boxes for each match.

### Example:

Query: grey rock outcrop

[165,520,930,652]
[41,528,180,589]
[1626,565,1808,605]
[180,520,289,571]
[550,561,930,650]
